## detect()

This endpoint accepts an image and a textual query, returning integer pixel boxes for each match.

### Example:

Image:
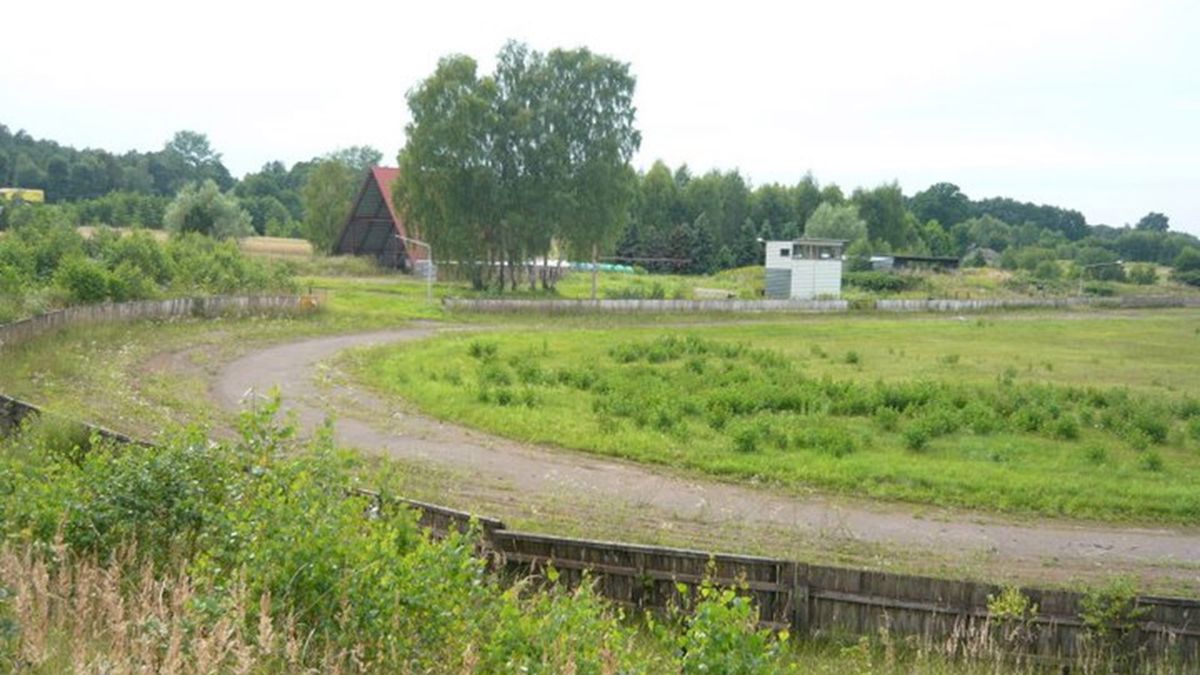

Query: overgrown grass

[0,405,1187,673]
[0,402,796,673]
[349,313,1200,522]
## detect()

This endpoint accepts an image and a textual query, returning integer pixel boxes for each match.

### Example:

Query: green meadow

[349,311,1200,522]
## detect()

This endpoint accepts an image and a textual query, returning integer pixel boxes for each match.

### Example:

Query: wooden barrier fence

[357,489,1199,663]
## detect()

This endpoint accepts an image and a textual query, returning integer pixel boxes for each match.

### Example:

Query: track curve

[212,326,1200,575]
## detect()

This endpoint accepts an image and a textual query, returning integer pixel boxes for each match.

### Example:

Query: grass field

[348,311,1200,522]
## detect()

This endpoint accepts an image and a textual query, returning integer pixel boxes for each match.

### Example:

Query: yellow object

[0,188,45,204]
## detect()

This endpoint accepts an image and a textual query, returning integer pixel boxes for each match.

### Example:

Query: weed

[468,339,499,361]
[902,424,931,452]
[1139,451,1164,472]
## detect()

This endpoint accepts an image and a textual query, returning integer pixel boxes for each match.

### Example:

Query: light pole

[1078,259,1123,296]
[396,235,433,305]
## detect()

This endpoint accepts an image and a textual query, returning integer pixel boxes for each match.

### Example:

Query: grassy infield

[350,314,1200,523]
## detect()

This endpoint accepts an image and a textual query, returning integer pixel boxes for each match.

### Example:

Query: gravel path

[212,326,1200,574]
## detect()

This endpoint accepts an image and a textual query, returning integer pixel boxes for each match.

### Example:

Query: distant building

[869,254,960,272]
[333,167,428,273]
[763,238,845,299]
[0,188,45,204]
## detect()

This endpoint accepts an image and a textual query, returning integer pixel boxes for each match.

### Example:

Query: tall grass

[354,324,1200,522]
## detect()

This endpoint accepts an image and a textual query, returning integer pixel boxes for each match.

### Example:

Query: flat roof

[765,238,846,246]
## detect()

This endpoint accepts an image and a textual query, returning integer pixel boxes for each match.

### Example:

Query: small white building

[763,238,845,299]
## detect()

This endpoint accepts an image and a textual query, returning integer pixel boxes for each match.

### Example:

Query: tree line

[0,126,380,252]
[3,39,1198,288]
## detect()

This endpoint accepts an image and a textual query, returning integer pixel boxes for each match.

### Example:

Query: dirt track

[211,326,1200,581]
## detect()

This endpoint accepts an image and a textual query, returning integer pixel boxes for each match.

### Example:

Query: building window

[779,248,790,257]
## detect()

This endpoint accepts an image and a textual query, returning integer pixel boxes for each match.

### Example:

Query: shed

[763,238,845,299]
[333,167,427,271]
[870,254,960,272]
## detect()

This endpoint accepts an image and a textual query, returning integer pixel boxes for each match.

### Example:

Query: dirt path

[212,326,1200,581]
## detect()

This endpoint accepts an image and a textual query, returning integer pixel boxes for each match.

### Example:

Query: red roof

[371,166,402,233]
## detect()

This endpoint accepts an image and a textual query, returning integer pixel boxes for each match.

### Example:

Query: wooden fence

[0,295,302,351]
[356,489,1200,663]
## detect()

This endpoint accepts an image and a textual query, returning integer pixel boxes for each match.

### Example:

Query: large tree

[395,42,640,291]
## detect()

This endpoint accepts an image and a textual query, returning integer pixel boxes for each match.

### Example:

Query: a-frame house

[333,167,424,270]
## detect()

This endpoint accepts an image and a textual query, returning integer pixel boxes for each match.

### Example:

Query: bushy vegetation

[0,405,793,673]
[0,217,294,322]
[354,320,1200,522]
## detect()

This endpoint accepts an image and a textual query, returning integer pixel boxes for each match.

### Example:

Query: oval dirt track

[212,326,1200,581]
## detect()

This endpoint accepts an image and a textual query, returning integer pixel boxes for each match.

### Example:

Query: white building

[763,238,845,299]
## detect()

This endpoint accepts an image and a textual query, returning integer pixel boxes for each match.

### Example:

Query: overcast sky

[6,0,1197,233]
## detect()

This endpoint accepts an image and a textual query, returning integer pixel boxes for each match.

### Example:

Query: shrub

[54,255,112,303]
[468,339,499,360]
[1080,577,1148,664]
[987,586,1039,650]
[1173,269,1200,287]
[163,180,253,240]
[902,424,931,451]
[1127,263,1157,285]
[874,406,900,432]
[1032,260,1062,280]
[844,271,919,293]
[1051,415,1081,441]
[843,350,861,365]
[1139,451,1164,472]
[730,423,761,453]
[677,582,786,675]
[1172,246,1200,273]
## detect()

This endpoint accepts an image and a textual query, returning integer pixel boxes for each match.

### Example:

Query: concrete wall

[446,294,1200,314]
[443,298,851,313]
[0,295,301,351]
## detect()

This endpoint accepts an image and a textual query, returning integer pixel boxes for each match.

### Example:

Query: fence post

[792,562,811,636]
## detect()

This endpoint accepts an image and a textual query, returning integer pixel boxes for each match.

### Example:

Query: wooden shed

[333,167,426,270]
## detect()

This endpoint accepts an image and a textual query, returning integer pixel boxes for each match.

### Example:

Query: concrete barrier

[0,295,302,351]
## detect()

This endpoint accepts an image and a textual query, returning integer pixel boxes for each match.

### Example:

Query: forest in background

[2,120,1198,287]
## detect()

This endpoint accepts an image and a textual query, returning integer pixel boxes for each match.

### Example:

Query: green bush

[1127,263,1157,285]
[843,271,919,293]
[902,424,931,451]
[1172,269,1200,287]
[54,255,113,303]
[677,581,786,675]
[0,220,294,320]
[0,400,795,672]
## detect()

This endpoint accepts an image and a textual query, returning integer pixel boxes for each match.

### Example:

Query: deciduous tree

[163,180,252,240]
